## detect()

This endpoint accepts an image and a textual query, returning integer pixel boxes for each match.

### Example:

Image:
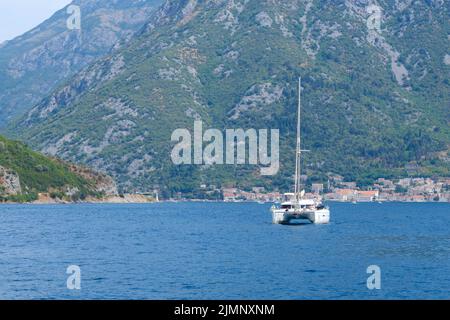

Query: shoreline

[0,193,157,205]
[1,199,448,205]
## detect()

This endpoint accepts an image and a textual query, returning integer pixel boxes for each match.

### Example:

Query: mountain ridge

[0,0,163,127]
[7,0,450,196]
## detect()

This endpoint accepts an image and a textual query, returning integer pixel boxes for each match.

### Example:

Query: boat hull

[271,208,330,225]
[304,208,330,224]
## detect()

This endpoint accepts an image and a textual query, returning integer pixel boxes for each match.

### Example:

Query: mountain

[0,0,163,127]
[8,0,450,196]
[0,135,117,202]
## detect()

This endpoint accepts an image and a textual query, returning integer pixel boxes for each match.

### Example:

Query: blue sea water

[0,202,448,300]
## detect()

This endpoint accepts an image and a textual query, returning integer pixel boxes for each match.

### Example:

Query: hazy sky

[0,0,72,43]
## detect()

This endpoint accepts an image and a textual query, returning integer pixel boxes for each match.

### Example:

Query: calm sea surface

[0,202,449,299]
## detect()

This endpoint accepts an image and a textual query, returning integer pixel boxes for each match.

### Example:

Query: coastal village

[219,176,450,203]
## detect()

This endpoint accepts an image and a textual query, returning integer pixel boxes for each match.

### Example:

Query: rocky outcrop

[0,134,122,203]
[65,162,118,196]
[0,166,22,195]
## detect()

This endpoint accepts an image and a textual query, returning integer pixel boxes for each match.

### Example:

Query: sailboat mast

[294,77,302,203]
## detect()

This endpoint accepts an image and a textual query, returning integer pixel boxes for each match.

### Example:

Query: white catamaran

[271,78,330,225]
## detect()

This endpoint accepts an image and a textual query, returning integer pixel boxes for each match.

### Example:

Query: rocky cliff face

[0,166,22,195]
[0,0,163,127]
[65,162,118,195]
[8,0,450,194]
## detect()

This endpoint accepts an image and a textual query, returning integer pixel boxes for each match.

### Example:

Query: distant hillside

[0,0,163,127]
[0,135,117,202]
[8,0,450,196]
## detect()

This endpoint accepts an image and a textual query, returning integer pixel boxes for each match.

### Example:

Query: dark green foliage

[0,135,101,200]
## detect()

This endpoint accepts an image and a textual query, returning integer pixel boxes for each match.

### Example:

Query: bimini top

[281,199,316,206]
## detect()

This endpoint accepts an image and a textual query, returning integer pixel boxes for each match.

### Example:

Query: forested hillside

[8,0,450,196]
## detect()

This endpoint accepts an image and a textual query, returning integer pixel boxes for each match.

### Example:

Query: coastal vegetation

[0,135,115,203]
